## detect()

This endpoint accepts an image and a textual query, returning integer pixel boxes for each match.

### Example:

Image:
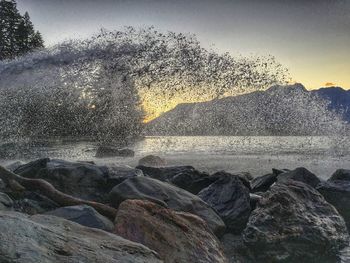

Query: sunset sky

[17,0,350,90]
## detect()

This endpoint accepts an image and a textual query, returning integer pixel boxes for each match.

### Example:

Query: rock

[328,169,350,182]
[114,199,227,263]
[277,167,321,188]
[95,146,134,158]
[0,211,162,263]
[220,234,255,263]
[137,165,218,194]
[0,179,5,191]
[198,173,251,233]
[14,158,141,202]
[13,191,59,214]
[237,172,254,181]
[5,161,25,171]
[249,193,262,210]
[138,155,167,167]
[272,168,290,176]
[109,176,226,236]
[250,173,277,193]
[105,164,144,189]
[243,181,349,262]
[0,192,13,211]
[317,180,350,230]
[45,205,114,231]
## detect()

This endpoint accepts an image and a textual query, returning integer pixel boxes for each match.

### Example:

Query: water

[1,136,349,179]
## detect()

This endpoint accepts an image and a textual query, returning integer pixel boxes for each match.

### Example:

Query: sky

[16,0,350,90]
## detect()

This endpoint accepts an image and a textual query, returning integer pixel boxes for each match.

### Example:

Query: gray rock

[277,167,321,188]
[138,155,167,167]
[0,211,162,263]
[109,176,226,236]
[220,234,255,263]
[250,173,277,193]
[137,165,218,194]
[0,192,13,211]
[14,158,141,202]
[317,180,350,230]
[328,169,350,182]
[5,161,25,171]
[13,191,59,214]
[243,181,349,263]
[95,146,134,158]
[46,205,114,231]
[198,173,251,233]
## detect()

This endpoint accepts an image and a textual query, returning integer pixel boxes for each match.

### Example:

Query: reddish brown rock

[114,199,227,263]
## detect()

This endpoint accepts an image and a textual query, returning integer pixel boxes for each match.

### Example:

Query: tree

[0,0,44,60]
[0,0,21,59]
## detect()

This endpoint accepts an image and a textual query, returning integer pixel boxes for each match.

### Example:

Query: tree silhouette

[0,0,44,60]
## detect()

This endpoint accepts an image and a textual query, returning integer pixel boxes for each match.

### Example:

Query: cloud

[324,82,336,87]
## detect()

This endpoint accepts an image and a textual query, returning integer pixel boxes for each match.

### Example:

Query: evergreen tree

[0,0,44,60]
[0,0,21,59]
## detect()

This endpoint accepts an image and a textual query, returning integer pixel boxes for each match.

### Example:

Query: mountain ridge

[146,84,350,136]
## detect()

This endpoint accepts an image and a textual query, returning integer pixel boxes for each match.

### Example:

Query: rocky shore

[0,157,349,263]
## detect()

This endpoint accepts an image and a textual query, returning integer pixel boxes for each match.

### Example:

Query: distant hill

[146,84,349,136]
[311,87,350,123]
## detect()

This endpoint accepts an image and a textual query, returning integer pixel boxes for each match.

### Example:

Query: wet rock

[198,173,251,233]
[249,193,262,210]
[243,181,349,263]
[137,165,215,194]
[109,176,226,236]
[328,169,350,182]
[277,167,321,188]
[46,205,114,232]
[0,211,162,263]
[138,155,167,167]
[14,158,141,202]
[220,234,255,263]
[272,168,290,176]
[5,161,25,171]
[0,192,13,211]
[250,173,277,193]
[95,146,134,158]
[114,199,227,263]
[317,180,350,230]
[13,191,59,214]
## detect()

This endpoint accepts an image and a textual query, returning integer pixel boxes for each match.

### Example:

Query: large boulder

[138,155,167,167]
[0,211,162,263]
[277,167,321,188]
[328,169,350,182]
[243,181,349,262]
[45,205,114,232]
[13,158,142,202]
[114,199,227,263]
[317,180,350,230]
[198,173,251,233]
[109,176,226,236]
[95,146,135,158]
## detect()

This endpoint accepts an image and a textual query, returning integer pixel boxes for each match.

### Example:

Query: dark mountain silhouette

[146,84,349,136]
[311,87,350,123]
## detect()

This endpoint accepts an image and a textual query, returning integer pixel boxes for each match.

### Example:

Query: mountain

[311,87,350,123]
[146,84,349,136]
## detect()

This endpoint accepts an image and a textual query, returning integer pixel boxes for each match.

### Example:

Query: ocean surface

[1,136,349,179]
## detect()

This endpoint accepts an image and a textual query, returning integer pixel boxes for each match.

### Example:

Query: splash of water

[0,26,289,143]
